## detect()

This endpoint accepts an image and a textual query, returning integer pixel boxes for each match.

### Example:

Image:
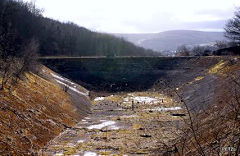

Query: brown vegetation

[0,66,85,155]
[158,58,240,155]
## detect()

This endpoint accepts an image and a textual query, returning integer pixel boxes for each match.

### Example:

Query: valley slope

[114,30,226,54]
[0,66,91,155]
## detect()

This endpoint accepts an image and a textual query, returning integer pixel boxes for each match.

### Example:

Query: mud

[40,92,184,156]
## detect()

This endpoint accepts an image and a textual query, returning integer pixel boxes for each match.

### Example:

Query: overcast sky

[23,0,240,33]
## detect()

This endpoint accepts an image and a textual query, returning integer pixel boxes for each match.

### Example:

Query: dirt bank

[0,66,91,155]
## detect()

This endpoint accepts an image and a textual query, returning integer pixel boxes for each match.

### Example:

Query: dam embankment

[40,56,224,91]
[41,56,240,111]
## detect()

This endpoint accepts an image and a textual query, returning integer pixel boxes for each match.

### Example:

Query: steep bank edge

[0,65,91,155]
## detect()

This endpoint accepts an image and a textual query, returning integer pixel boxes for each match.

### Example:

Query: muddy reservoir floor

[41,92,183,156]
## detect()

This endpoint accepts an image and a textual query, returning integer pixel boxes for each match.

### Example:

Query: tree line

[0,0,158,89]
[0,0,39,89]
[0,0,157,57]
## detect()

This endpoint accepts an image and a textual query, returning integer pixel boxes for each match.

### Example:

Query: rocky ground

[40,92,185,156]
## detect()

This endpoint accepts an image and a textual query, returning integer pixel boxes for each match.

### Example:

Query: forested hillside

[0,0,156,57]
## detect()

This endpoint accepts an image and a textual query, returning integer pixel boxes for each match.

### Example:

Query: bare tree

[176,45,190,56]
[215,41,228,49]
[192,46,206,56]
[225,8,240,44]
[0,1,39,89]
[158,80,206,155]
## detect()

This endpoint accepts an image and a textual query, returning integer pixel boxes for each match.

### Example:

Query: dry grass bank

[0,66,90,155]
